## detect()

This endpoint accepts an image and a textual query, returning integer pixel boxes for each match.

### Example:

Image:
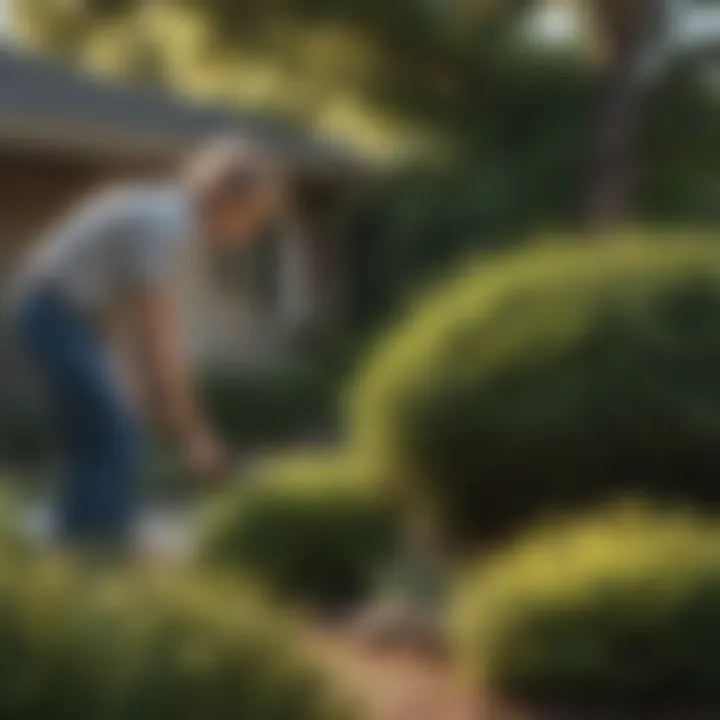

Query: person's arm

[131,286,225,477]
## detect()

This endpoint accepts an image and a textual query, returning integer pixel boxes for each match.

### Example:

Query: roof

[0,45,357,174]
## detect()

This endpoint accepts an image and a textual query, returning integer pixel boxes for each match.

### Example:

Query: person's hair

[183,137,283,206]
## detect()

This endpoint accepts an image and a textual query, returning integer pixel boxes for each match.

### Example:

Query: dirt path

[310,630,482,720]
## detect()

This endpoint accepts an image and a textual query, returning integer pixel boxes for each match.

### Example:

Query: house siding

[0,151,164,275]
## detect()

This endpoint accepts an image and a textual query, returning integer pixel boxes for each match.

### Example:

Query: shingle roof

[0,45,356,173]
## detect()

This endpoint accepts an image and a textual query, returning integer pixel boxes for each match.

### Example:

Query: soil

[309,629,482,720]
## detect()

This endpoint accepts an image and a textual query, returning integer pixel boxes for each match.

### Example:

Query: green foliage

[642,73,720,225]
[19,0,720,235]
[0,406,51,467]
[14,0,530,142]
[347,55,599,332]
[346,54,720,335]
[201,361,341,446]
[0,484,23,549]
[199,453,397,607]
[352,234,720,545]
[0,550,350,720]
[452,506,720,709]
[0,348,54,467]
[139,442,196,502]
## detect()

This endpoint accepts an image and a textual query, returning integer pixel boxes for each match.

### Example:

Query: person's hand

[183,429,228,481]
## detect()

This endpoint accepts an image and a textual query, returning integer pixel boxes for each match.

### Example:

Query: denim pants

[13,289,139,547]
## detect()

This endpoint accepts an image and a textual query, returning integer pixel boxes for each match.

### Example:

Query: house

[0,45,362,367]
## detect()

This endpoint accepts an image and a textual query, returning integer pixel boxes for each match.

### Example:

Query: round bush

[199,453,397,608]
[352,235,720,545]
[0,551,350,720]
[451,507,720,712]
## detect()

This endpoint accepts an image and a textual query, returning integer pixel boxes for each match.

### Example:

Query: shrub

[139,441,196,502]
[199,453,397,608]
[0,407,51,466]
[0,482,24,548]
[352,234,720,545]
[201,361,341,446]
[0,550,351,720]
[451,506,720,712]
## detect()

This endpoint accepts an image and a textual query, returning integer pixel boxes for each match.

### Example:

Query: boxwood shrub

[451,506,720,713]
[352,234,720,545]
[0,550,351,720]
[452,507,720,718]
[199,453,397,609]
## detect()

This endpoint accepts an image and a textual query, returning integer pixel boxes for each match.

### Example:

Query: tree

[583,0,663,228]
[581,0,720,230]
[12,0,720,226]
[11,0,533,145]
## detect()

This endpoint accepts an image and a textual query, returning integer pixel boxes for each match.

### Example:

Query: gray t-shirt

[12,183,195,318]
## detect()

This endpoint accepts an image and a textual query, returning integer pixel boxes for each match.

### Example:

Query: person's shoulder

[64,182,151,227]
[112,182,190,233]
[92,182,188,230]
[66,182,190,244]
[83,181,171,215]
[41,182,141,238]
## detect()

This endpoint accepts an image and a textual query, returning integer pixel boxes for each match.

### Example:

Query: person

[7,138,285,551]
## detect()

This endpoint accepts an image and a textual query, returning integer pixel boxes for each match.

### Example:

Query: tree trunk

[585,0,663,231]
[585,50,647,229]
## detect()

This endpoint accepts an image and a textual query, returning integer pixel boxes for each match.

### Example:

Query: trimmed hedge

[352,234,720,545]
[199,453,397,608]
[451,506,720,711]
[0,550,351,720]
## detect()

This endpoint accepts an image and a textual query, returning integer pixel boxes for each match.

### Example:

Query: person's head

[183,137,286,249]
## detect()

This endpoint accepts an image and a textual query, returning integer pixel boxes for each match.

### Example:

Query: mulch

[308,628,480,720]
[307,629,719,720]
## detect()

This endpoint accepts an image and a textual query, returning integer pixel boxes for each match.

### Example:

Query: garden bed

[308,627,478,720]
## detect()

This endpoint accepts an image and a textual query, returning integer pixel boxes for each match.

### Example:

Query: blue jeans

[13,289,139,547]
